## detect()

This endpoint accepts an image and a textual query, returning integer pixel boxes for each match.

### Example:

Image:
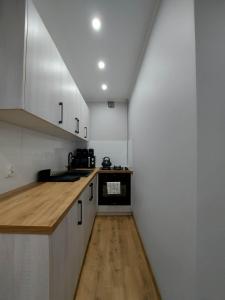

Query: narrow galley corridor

[75,216,161,300]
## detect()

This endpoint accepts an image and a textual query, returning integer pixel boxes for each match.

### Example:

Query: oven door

[98,173,131,205]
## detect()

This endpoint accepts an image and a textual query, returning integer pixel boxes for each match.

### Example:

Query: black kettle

[102,157,112,168]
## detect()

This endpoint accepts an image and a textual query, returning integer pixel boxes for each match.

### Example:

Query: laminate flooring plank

[75,216,160,300]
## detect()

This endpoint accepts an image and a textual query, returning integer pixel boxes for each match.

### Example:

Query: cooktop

[100,166,129,171]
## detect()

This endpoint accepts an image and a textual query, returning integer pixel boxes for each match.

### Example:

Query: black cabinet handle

[75,118,78,133]
[75,117,80,134]
[89,183,93,201]
[84,126,87,138]
[78,200,82,225]
[59,102,63,124]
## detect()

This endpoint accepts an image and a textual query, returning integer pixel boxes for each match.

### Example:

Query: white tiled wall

[88,102,128,167]
[0,121,84,194]
[88,140,127,167]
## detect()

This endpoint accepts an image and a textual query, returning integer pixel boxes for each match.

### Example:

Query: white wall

[195,1,225,299]
[128,0,197,299]
[0,121,84,194]
[88,102,128,167]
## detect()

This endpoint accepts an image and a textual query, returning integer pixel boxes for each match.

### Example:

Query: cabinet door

[50,200,83,300]
[0,0,25,109]
[67,200,84,298]
[80,98,90,140]
[79,187,90,252]
[50,179,97,300]
[85,178,97,242]
[75,87,82,137]
[60,64,74,133]
[25,0,62,126]
[62,68,81,135]
[90,177,97,228]
[86,182,93,241]
[92,176,98,217]
[77,181,97,268]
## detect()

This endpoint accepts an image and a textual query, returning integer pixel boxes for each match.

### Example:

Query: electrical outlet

[5,165,15,178]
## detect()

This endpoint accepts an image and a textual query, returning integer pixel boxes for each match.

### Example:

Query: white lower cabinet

[50,201,81,300]
[50,179,97,299]
[0,177,97,300]
[82,176,97,250]
[87,177,98,235]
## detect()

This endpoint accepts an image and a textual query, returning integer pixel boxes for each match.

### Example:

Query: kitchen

[0,0,225,300]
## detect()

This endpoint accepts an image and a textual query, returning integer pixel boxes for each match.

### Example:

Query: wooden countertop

[0,168,133,234]
[0,168,99,234]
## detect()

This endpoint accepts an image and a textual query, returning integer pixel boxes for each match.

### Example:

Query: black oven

[98,173,131,205]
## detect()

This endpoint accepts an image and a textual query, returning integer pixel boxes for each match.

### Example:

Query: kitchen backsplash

[88,102,128,167]
[88,140,127,167]
[0,121,85,194]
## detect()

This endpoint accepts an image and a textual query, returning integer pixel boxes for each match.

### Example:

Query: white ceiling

[33,0,158,102]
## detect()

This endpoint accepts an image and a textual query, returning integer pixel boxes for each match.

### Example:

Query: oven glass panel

[98,173,131,205]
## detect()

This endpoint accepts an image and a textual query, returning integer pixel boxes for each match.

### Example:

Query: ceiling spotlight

[92,17,101,31]
[101,84,108,91]
[98,60,105,70]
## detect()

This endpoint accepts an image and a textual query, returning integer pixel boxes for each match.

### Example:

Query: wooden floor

[75,216,161,300]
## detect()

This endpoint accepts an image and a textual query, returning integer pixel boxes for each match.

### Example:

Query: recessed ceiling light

[101,84,108,91]
[92,17,101,31]
[98,60,105,70]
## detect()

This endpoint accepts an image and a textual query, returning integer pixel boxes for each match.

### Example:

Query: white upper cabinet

[76,90,83,139]
[0,1,26,108]
[0,0,89,141]
[70,81,82,137]
[60,63,79,134]
[74,88,89,140]
[25,0,62,126]
[80,98,90,140]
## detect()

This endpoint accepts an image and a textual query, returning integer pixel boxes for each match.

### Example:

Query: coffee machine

[72,148,95,168]
[87,149,95,168]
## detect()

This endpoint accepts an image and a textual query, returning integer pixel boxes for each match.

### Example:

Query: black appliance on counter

[72,148,96,169]
[37,169,81,182]
[98,172,131,205]
[101,156,112,169]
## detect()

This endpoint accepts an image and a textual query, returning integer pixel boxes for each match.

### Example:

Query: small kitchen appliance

[101,157,112,170]
[72,148,95,168]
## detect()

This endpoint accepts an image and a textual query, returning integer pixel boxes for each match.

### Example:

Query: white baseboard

[97,205,132,215]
